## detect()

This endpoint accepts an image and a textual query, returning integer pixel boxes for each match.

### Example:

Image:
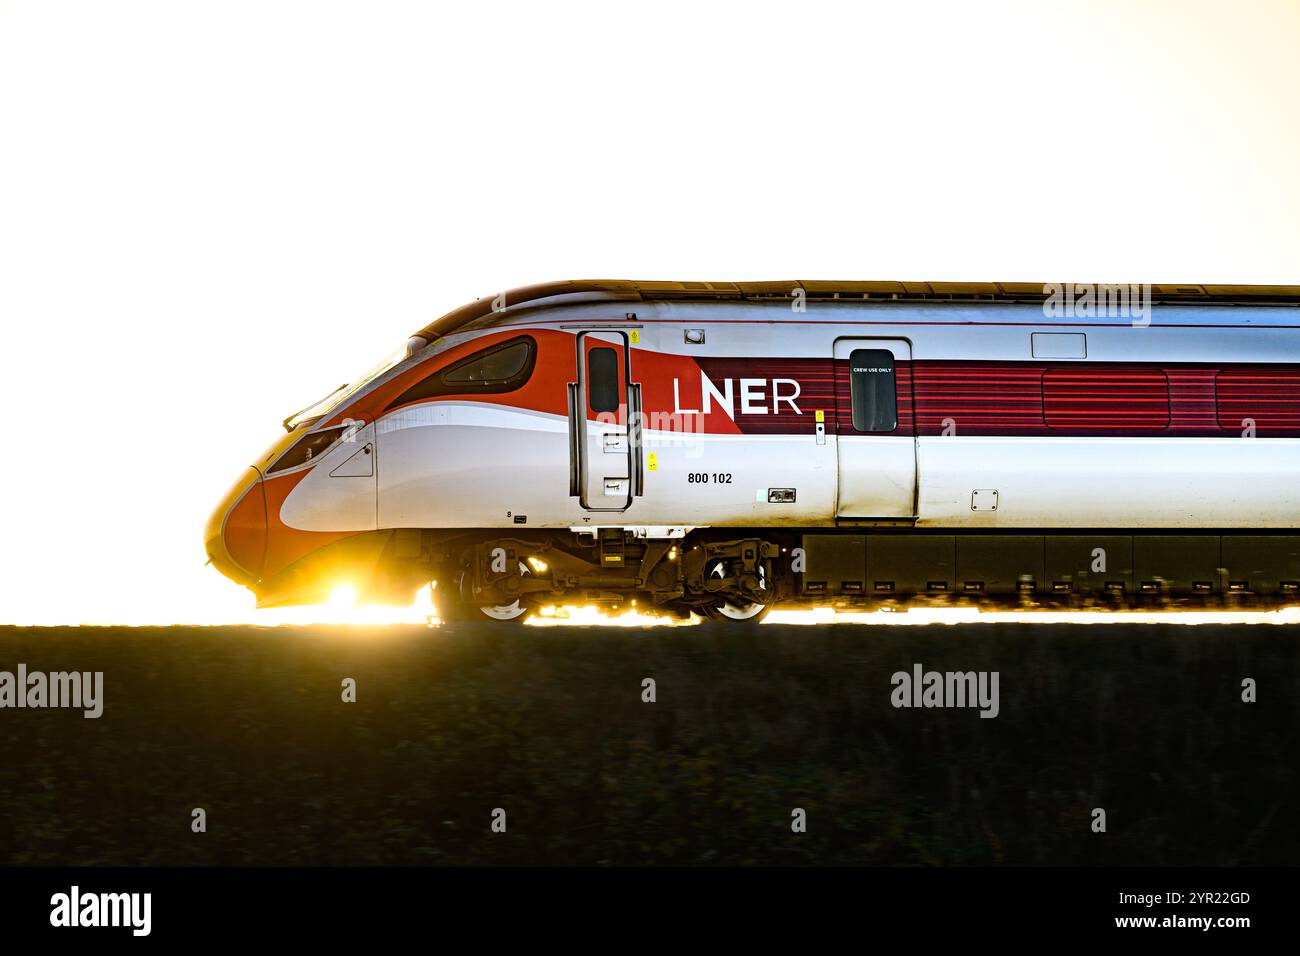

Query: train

[205,280,1300,621]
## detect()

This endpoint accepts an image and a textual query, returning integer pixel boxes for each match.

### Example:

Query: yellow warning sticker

[647,452,658,472]
[630,330,640,344]
[815,409,825,423]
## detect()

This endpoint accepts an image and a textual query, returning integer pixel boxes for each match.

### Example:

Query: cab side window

[387,336,536,409]
[267,425,349,474]
[849,348,898,432]
[586,347,620,414]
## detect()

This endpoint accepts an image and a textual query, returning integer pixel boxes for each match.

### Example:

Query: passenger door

[569,330,642,511]
[834,338,916,518]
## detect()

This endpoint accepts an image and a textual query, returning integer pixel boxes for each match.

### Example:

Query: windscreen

[283,347,406,430]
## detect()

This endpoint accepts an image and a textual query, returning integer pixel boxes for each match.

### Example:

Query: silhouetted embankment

[0,623,1295,865]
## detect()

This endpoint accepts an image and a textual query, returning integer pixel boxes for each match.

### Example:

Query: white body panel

[631,430,836,527]
[365,408,835,530]
[374,403,568,530]
[915,437,1300,528]
[280,422,377,532]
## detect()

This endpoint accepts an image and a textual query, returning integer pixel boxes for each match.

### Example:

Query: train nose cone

[205,468,268,587]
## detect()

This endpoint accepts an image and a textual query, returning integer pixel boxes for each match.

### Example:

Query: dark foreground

[0,622,1296,865]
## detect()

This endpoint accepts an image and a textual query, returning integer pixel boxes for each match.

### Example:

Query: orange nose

[205,468,268,586]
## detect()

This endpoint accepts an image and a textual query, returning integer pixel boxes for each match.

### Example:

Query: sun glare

[236,601,1300,629]
[328,584,358,609]
[529,604,684,627]
[765,606,1300,627]
[65,569,1300,628]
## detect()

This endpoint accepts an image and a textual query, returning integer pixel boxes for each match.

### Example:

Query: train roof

[412,280,1300,341]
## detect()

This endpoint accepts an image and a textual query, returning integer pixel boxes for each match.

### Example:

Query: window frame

[586,346,621,415]
[848,348,899,433]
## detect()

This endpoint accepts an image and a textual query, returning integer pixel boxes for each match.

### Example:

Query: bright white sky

[1,0,1298,624]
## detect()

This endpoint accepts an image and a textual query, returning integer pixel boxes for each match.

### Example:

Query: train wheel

[699,601,771,623]
[439,562,535,623]
[698,559,773,623]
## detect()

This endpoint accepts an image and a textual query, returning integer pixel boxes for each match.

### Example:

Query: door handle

[567,383,580,497]
[629,382,643,496]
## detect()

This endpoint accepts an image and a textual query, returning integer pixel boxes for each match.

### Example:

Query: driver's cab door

[568,330,642,511]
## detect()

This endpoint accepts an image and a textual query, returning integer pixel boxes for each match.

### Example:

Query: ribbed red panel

[1216,368,1300,432]
[911,362,1044,434]
[1042,367,1171,431]
[892,363,1273,436]
[694,359,1300,436]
